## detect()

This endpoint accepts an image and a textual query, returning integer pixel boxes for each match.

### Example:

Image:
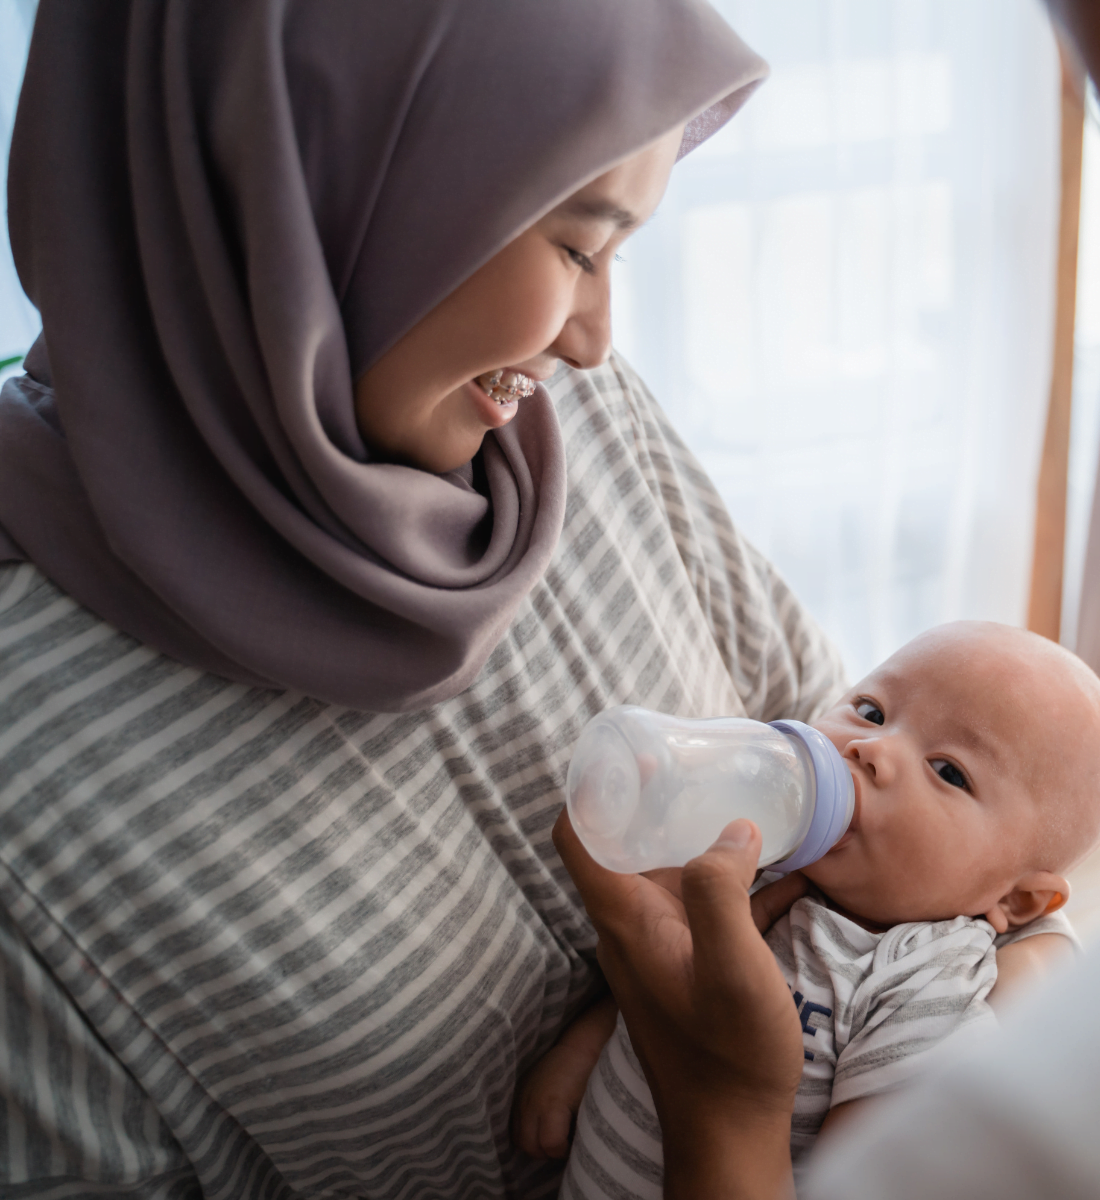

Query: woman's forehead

[547,127,687,235]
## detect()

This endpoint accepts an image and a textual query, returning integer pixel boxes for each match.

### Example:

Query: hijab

[0,0,766,711]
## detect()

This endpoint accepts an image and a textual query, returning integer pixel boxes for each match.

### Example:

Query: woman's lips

[468,369,539,428]
[465,380,518,427]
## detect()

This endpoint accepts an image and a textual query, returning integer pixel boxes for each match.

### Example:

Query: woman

[0,4,843,1198]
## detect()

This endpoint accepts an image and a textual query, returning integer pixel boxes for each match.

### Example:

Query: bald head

[884,621,1100,873]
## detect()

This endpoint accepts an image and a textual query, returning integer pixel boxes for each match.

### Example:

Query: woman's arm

[988,932,1075,1014]
[553,810,806,1199]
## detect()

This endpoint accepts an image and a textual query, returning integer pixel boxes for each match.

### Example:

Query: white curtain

[612,0,1061,679]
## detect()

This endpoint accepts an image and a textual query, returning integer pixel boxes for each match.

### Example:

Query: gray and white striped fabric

[560,896,1075,1200]
[0,355,846,1199]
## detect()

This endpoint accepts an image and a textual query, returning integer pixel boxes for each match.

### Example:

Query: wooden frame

[1027,48,1086,641]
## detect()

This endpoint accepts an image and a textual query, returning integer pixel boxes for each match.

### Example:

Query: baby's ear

[984,872,1070,933]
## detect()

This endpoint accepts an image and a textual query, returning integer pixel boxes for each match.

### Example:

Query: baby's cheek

[801,843,917,919]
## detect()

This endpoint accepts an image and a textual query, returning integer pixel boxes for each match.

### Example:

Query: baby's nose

[848,745,875,778]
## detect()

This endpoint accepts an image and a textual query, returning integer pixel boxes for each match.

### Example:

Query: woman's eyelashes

[854,699,885,725]
[929,758,970,791]
[565,246,597,274]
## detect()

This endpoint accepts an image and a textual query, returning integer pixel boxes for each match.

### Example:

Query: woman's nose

[552,273,612,370]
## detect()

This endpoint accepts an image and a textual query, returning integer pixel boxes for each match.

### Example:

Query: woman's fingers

[552,808,642,926]
[678,821,769,985]
[557,805,803,1183]
[640,866,684,900]
[554,809,693,1019]
[553,809,686,935]
[677,820,806,1096]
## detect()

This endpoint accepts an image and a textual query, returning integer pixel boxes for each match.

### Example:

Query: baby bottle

[566,706,855,874]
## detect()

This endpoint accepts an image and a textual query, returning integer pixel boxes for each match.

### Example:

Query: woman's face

[355,126,684,473]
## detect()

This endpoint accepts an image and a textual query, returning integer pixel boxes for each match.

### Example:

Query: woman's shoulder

[0,559,150,678]
[545,351,671,447]
[0,562,258,804]
[0,560,113,676]
[0,560,56,615]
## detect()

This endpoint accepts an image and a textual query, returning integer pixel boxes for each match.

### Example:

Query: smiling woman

[0,4,859,1199]
[355,129,684,473]
[0,3,753,717]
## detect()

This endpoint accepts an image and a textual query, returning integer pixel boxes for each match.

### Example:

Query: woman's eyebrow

[559,197,640,231]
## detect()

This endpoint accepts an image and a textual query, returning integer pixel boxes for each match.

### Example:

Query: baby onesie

[560,894,1073,1199]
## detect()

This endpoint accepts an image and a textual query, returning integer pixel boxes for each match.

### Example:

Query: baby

[517,621,1100,1198]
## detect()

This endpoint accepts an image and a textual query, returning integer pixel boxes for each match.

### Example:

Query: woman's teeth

[477,369,537,405]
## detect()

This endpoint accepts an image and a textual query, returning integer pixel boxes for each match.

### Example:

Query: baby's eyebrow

[948,721,1001,766]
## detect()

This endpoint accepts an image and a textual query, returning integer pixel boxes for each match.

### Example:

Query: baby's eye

[855,700,884,725]
[930,759,969,790]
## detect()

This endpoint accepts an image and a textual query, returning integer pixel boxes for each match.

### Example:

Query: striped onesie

[0,355,845,1199]
[561,895,1074,1200]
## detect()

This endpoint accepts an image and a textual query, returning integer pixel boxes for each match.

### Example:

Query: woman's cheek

[486,276,575,362]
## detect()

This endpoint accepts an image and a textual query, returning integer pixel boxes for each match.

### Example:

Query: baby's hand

[512,994,618,1159]
[513,1040,601,1158]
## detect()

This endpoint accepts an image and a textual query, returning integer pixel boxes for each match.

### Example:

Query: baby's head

[803,622,1100,932]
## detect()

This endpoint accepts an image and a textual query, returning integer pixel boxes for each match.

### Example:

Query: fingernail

[716,820,752,848]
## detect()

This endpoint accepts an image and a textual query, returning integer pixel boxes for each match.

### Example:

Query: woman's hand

[553,812,808,1199]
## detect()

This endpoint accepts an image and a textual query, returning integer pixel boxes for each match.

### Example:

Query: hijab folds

[0,0,766,711]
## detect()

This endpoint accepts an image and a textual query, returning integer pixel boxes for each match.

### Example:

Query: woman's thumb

[678,820,763,967]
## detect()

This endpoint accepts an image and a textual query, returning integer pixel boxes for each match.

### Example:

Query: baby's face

[802,624,1092,927]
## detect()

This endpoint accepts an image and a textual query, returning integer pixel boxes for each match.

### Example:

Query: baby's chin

[799,858,977,929]
[798,854,847,896]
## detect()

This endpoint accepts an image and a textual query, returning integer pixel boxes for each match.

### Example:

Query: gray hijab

[0,0,766,711]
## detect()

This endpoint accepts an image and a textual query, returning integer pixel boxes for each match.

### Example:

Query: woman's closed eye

[930,758,970,791]
[855,700,884,725]
[565,246,597,274]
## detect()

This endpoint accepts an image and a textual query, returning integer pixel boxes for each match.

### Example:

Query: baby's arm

[513,994,619,1159]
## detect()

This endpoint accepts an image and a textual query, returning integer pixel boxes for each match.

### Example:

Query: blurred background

[3,0,1100,931]
[613,0,1071,681]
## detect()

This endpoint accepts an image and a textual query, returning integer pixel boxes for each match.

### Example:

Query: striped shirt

[561,896,1075,1200]
[0,354,846,1199]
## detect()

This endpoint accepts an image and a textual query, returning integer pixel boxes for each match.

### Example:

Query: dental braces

[477,369,537,405]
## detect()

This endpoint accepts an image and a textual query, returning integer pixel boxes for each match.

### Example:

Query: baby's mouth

[477,369,537,406]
